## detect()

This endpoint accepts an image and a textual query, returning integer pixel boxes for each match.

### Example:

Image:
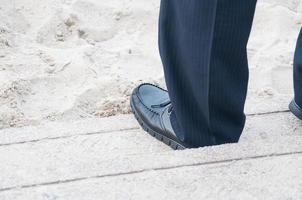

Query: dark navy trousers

[159,0,302,147]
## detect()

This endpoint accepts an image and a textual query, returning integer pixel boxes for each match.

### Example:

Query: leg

[290,28,302,119]
[294,29,302,107]
[159,0,257,147]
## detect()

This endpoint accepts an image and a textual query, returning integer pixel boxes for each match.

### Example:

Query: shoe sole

[130,97,186,150]
[289,100,302,120]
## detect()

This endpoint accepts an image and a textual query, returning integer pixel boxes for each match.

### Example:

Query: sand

[0,0,302,129]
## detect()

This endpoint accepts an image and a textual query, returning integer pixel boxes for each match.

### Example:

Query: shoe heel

[289,100,302,120]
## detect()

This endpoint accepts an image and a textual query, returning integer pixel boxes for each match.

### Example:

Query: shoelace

[151,100,171,108]
[151,100,173,114]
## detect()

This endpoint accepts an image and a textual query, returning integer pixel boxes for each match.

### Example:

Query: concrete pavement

[0,112,301,199]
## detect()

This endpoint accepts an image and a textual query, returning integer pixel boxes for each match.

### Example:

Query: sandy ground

[0,0,302,128]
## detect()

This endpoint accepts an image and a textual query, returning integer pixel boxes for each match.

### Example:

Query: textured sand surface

[0,0,302,128]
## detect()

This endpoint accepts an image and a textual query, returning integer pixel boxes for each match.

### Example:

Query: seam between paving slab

[1,150,301,193]
[0,127,140,147]
[0,110,292,147]
[246,110,290,116]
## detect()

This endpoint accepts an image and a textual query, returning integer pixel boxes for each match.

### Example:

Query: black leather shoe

[289,99,302,120]
[130,83,191,150]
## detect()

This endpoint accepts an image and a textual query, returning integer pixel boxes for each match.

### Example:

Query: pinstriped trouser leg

[294,28,302,107]
[159,0,257,147]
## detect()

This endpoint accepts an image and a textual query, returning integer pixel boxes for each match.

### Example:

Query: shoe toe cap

[130,83,168,129]
[132,83,169,112]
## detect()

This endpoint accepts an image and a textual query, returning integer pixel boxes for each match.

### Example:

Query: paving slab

[0,115,138,146]
[1,153,301,200]
[0,112,301,199]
